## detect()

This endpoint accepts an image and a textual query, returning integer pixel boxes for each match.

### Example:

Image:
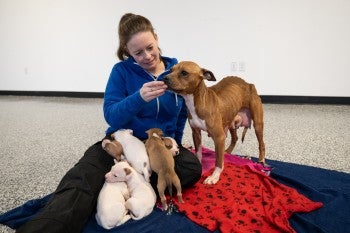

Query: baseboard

[260,95,350,105]
[0,90,104,98]
[0,90,349,105]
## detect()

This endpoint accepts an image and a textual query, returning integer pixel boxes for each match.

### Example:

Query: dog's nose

[163,76,170,85]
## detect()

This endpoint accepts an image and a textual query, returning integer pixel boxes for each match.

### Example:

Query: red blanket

[176,163,323,233]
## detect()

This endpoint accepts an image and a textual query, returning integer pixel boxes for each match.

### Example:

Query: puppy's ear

[156,128,165,137]
[124,167,132,176]
[115,154,122,162]
[202,68,216,81]
[112,140,123,155]
[163,138,172,149]
[102,139,111,150]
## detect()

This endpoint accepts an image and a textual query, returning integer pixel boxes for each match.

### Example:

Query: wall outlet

[239,62,246,72]
[231,62,237,72]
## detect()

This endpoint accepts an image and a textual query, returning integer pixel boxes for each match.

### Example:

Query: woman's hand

[140,81,168,102]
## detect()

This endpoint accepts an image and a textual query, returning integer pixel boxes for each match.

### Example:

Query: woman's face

[126,31,160,73]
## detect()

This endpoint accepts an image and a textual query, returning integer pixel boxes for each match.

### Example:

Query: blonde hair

[117,13,157,61]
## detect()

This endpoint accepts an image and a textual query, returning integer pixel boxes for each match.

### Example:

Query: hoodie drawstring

[175,93,178,107]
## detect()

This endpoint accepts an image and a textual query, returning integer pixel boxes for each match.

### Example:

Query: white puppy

[95,169,131,229]
[112,129,151,182]
[106,161,156,220]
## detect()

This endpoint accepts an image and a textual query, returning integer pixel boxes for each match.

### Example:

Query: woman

[17,13,201,232]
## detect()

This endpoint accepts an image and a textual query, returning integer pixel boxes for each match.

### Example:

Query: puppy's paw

[161,202,168,211]
[203,167,222,184]
[177,194,184,203]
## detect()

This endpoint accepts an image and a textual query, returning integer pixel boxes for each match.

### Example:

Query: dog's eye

[180,70,188,76]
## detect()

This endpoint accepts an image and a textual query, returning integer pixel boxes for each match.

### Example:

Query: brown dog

[144,128,184,210]
[163,61,266,184]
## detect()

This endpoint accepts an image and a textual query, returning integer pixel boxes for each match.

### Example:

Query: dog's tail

[249,83,258,95]
[249,83,263,104]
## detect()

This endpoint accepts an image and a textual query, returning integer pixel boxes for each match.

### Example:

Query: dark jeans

[17,141,201,233]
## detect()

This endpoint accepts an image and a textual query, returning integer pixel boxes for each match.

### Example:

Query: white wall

[1,0,349,96]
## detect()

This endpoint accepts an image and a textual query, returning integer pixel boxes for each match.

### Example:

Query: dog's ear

[155,128,164,137]
[164,138,173,150]
[202,68,216,81]
[112,140,123,154]
[115,154,122,162]
[102,139,111,150]
[124,167,132,176]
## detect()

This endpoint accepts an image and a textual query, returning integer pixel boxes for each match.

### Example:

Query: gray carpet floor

[0,95,349,232]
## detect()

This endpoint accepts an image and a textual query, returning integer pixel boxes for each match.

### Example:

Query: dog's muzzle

[163,76,171,85]
[163,76,176,92]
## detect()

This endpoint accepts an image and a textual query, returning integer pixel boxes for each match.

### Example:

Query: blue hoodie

[103,56,187,144]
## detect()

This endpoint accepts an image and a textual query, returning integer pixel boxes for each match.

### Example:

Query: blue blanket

[1,157,349,233]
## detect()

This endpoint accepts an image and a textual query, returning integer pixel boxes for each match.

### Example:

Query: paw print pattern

[176,163,323,233]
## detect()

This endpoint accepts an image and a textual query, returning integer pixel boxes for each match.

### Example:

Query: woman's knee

[79,141,115,173]
[174,147,202,188]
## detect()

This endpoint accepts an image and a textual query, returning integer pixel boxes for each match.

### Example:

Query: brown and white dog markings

[144,128,184,210]
[164,61,266,185]
[102,138,124,161]
[112,129,152,182]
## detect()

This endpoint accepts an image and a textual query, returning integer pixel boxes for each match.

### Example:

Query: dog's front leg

[191,127,203,162]
[203,131,225,184]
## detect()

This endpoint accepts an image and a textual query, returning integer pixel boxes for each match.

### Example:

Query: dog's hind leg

[225,127,238,154]
[171,173,184,203]
[254,124,265,163]
[157,175,168,211]
[250,96,266,164]
[241,127,248,143]
[117,214,131,226]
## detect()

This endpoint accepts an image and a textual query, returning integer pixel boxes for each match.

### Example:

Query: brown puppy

[144,128,184,210]
[164,61,266,184]
[102,139,124,161]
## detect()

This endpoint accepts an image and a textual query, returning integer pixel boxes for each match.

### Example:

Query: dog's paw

[203,175,219,184]
[203,167,222,184]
